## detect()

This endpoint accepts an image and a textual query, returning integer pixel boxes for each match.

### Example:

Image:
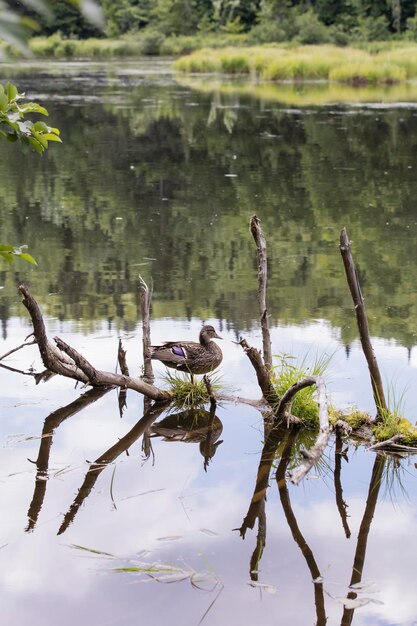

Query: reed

[329,61,406,84]
[175,44,417,84]
[378,47,417,78]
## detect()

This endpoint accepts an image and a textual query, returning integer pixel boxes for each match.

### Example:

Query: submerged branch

[339,229,387,420]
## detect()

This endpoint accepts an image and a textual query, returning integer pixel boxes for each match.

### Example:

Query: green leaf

[27,136,44,154]
[0,244,15,252]
[6,82,18,102]
[43,133,62,142]
[0,251,13,264]
[0,92,8,113]
[18,252,38,266]
[19,102,48,116]
[32,131,48,148]
[33,120,48,133]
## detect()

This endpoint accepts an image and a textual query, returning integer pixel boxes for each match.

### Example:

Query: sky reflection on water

[1,317,417,626]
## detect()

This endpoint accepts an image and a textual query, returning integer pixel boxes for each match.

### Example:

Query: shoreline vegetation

[174,44,417,84]
[3,36,417,85]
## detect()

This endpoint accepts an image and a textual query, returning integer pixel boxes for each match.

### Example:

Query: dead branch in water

[239,337,279,406]
[19,284,170,402]
[339,229,387,420]
[140,275,154,382]
[369,434,417,454]
[117,339,129,417]
[250,215,272,371]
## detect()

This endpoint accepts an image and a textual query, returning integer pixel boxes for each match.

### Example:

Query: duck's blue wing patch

[171,345,186,358]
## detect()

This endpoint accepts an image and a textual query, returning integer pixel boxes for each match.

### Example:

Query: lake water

[1,60,417,626]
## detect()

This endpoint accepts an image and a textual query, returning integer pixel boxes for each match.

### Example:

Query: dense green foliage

[3,0,417,53]
[0,81,61,153]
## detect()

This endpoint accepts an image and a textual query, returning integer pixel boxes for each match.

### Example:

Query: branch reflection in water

[237,415,388,625]
[21,380,391,624]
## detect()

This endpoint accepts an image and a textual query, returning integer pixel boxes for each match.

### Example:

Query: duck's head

[200,325,222,343]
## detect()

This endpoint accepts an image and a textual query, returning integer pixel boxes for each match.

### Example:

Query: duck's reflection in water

[151,407,223,471]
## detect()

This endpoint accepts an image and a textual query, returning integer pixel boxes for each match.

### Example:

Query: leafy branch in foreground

[0,82,61,154]
[0,244,37,266]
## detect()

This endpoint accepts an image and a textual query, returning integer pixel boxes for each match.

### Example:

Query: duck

[150,325,223,383]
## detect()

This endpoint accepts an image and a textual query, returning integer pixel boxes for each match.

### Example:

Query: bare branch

[250,215,272,370]
[239,337,280,406]
[0,337,36,362]
[339,229,387,420]
[139,275,154,382]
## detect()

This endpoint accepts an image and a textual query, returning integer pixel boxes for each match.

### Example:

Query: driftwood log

[19,284,170,401]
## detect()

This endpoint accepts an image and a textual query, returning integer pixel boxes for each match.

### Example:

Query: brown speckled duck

[150,325,223,383]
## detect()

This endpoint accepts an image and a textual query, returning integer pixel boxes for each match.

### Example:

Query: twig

[289,376,331,485]
[339,229,387,420]
[0,337,36,362]
[250,215,272,370]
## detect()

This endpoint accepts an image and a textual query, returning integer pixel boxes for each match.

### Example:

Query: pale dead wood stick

[250,215,272,370]
[339,229,387,420]
[369,434,417,453]
[283,376,330,485]
[139,275,154,382]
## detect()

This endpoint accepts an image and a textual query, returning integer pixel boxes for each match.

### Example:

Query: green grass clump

[174,49,221,73]
[271,352,332,428]
[29,35,144,58]
[219,50,251,74]
[163,370,222,407]
[378,47,417,79]
[374,413,417,445]
[175,44,417,85]
[329,61,406,84]
[329,407,372,429]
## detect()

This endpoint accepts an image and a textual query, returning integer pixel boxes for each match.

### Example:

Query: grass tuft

[271,351,333,428]
[163,370,222,407]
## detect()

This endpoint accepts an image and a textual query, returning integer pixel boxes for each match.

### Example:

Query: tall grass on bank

[23,32,250,59]
[175,44,417,84]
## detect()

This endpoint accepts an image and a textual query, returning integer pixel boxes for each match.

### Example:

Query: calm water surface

[1,60,417,626]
